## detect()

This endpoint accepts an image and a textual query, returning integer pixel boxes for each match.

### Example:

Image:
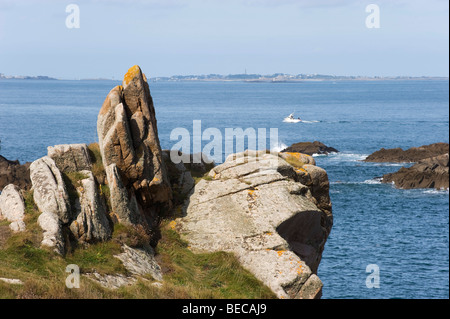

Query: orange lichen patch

[285,152,302,159]
[169,220,177,230]
[265,232,273,236]
[296,264,304,275]
[123,65,141,86]
[247,189,255,195]
[276,250,286,257]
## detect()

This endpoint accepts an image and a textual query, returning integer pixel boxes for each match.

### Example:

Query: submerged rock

[364,143,449,163]
[382,153,449,189]
[282,141,338,156]
[0,184,26,232]
[0,155,31,192]
[175,151,332,299]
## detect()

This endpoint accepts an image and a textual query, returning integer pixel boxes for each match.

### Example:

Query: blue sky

[0,0,448,79]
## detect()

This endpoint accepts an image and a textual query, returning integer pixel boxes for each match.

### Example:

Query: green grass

[0,215,276,299]
[154,221,276,299]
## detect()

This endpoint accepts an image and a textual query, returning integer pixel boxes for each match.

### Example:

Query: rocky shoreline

[0,66,333,299]
[365,143,449,190]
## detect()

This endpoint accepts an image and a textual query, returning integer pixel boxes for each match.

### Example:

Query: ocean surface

[0,78,448,299]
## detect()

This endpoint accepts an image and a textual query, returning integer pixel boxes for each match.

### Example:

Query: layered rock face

[29,145,112,253]
[69,171,112,243]
[175,150,332,299]
[97,65,172,230]
[282,141,338,156]
[364,143,449,163]
[30,156,72,225]
[382,153,449,189]
[0,155,31,191]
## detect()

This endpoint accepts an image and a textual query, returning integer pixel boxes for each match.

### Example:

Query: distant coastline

[0,73,56,80]
[0,72,448,82]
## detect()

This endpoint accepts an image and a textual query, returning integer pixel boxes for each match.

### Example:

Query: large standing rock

[382,153,449,189]
[0,155,31,191]
[47,144,92,173]
[70,171,112,243]
[175,151,333,299]
[97,65,172,229]
[0,184,26,232]
[29,156,71,224]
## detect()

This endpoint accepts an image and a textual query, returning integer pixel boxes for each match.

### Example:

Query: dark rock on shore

[364,143,449,163]
[282,141,338,156]
[382,153,449,189]
[0,155,31,192]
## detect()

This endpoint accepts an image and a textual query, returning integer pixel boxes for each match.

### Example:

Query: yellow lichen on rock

[123,65,141,86]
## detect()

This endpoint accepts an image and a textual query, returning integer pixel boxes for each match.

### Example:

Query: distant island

[1,72,447,82]
[150,73,449,82]
[0,73,56,80]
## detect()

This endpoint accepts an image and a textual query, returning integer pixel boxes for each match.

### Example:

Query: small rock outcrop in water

[364,143,449,163]
[175,150,333,299]
[0,155,31,191]
[97,65,172,234]
[382,153,449,189]
[282,141,338,156]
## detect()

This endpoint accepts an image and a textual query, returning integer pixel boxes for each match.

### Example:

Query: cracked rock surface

[175,151,332,299]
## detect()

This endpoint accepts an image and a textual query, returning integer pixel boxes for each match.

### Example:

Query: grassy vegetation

[0,215,276,299]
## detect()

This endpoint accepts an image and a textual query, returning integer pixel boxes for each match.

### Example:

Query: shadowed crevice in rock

[0,155,31,192]
[276,210,328,274]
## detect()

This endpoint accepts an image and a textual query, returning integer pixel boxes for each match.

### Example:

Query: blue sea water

[0,79,448,299]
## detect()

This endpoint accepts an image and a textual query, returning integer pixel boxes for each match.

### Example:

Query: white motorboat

[283,113,302,123]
